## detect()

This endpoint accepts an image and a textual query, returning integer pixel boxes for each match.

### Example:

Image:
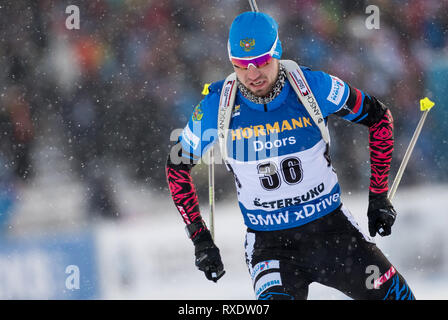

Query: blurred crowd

[0,0,447,226]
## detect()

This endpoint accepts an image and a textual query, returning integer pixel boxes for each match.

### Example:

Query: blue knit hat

[228,11,282,59]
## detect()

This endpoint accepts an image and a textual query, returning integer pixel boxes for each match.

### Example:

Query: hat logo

[240,38,255,52]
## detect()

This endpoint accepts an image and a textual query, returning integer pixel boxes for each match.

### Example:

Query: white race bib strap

[217,73,238,164]
[281,60,330,145]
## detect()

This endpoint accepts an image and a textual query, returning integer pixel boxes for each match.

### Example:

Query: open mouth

[251,79,266,89]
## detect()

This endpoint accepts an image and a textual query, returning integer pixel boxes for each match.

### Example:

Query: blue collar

[236,81,291,112]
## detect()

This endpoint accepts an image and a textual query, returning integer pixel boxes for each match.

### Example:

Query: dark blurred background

[0,0,447,227]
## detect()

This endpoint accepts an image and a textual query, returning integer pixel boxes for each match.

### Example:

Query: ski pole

[207,146,224,280]
[387,97,435,201]
[248,0,259,12]
[208,146,215,240]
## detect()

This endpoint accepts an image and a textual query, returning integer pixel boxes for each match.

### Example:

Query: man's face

[233,58,279,97]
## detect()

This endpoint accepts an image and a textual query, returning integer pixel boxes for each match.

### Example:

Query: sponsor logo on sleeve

[327,76,345,105]
[177,206,190,224]
[182,125,200,150]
